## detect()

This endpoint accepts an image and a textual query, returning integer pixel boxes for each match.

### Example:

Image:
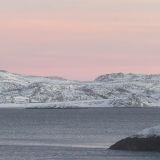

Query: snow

[0,100,110,109]
[1,71,160,108]
[136,125,160,138]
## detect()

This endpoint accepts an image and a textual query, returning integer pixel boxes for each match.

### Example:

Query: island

[110,125,160,152]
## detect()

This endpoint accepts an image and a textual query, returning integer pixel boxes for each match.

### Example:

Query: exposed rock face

[110,125,160,152]
[109,136,160,152]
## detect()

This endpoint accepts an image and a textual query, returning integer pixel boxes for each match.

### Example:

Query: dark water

[0,107,160,160]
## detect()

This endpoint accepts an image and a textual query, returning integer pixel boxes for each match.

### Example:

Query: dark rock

[109,136,160,152]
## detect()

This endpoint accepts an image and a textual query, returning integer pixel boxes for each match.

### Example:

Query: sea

[0,107,160,160]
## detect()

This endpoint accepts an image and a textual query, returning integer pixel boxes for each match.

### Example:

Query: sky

[0,0,160,80]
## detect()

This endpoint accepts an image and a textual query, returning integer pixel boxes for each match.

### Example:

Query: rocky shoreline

[110,136,160,152]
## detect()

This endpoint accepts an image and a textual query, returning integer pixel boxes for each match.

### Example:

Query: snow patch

[136,125,160,138]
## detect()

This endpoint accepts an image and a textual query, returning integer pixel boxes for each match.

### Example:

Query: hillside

[0,71,160,108]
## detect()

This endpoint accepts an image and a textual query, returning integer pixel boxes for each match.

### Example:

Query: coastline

[0,101,160,109]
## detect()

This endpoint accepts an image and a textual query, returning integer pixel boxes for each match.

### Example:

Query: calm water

[0,107,160,160]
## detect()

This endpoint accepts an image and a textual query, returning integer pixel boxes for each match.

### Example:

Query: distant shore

[0,101,159,109]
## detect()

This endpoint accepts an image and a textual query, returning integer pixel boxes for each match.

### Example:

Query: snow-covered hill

[0,71,160,108]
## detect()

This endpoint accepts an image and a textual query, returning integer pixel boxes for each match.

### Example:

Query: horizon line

[1,70,160,81]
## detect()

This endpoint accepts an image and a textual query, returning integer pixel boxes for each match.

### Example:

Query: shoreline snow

[0,100,160,109]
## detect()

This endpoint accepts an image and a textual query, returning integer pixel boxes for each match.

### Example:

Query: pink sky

[0,0,160,80]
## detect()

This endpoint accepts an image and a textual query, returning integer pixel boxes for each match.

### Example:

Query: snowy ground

[1,71,160,108]
[0,100,111,109]
[136,125,160,138]
[0,100,160,109]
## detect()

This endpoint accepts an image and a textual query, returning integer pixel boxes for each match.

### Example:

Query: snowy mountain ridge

[0,71,160,108]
